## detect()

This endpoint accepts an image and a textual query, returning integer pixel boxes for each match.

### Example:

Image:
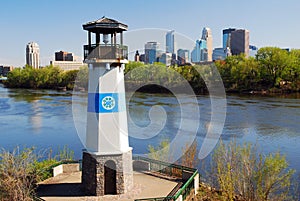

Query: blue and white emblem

[88,92,125,113]
[101,96,115,110]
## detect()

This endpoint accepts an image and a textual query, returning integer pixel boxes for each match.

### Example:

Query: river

[0,85,299,175]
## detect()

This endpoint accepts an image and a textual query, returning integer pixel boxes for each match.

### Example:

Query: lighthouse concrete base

[81,150,133,196]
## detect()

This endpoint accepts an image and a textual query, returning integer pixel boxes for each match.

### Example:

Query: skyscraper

[230,29,250,57]
[191,39,207,63]
[201,27,213,61]
[26,42,40,69]
[145,42,159,64]
[223,28,236,49]
[191,27,213,63]
[166,30,175,54]
[222,28,250,57]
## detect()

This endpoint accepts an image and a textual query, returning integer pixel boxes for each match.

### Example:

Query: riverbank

[125,82,300,97]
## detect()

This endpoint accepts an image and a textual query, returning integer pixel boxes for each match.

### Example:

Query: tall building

[26,42,40,69]
[166,30,175,54]
[191,27,212,63]
[159,52,172,66]
[145,42,159,64]
[177,49,190,65]
[191,39,207,63]
[55,51,74,61]
[201,27,213,61]
[230,29,250,57]
[223,28,236,49]
[222,28,250,57]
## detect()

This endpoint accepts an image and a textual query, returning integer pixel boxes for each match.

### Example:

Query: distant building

[166,30,175,54]
[55,51,74,61]
[145,42,159,64]
[212,48,226,61]
[139,54,145,62]
[201,27,213,61]
[177,49,190,65]
[26,42,40,69]
[134,50,140,62]
[51,50,85,70]
[230,29,250,57]
[0,66,13,77]
[249,45,258,57]
[159,52,172,66]
[50,61,86,71]
[223,28,236,49]
[191,27,213,63]
[191,39,207,63]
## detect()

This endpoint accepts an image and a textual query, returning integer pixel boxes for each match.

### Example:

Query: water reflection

[29,100,43,133]
[0,85,299,174]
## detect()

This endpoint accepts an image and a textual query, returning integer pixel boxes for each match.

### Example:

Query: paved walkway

[37,171,179,201]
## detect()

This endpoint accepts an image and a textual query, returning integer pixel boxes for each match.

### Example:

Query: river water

[0,85,299,175]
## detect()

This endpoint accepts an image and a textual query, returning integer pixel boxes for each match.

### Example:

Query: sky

[0,0,300,67]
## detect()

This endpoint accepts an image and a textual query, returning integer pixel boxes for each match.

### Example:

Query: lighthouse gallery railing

[84,44,128,60]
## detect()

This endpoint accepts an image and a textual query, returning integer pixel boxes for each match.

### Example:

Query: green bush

[211,141,296,201]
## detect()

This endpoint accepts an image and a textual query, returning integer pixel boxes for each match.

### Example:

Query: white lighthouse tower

[81,17,133,196]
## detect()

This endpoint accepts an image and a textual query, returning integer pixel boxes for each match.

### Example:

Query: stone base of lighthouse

[81,150,133,196]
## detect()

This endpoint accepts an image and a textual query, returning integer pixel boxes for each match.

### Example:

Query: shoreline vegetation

[0,146,75,200]
[3,47,300,95]
[148,140,298,201]
[1,141,298,200]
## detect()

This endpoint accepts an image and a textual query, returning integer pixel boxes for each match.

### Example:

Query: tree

[256,47,290,87]
[60,70,79,89]
[282,49,300,87]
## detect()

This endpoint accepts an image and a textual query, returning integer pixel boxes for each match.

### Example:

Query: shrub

[211,141,295,201]
[0,147,38,201]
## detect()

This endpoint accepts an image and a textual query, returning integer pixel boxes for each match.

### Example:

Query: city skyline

[0,0,300,67]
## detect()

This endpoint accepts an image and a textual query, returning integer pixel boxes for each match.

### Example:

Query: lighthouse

[81,17,133,196]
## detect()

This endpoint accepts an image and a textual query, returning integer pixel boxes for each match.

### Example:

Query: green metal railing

[133,156,199,201]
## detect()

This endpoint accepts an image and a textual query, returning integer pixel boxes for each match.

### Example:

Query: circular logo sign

[102,96,116,110]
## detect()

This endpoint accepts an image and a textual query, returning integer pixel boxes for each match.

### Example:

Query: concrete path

[37,171,179,201]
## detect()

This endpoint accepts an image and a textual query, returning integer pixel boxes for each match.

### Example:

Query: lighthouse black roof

[83,16,128,34]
